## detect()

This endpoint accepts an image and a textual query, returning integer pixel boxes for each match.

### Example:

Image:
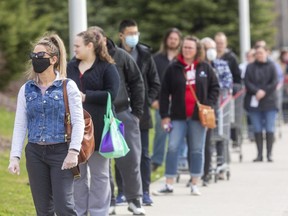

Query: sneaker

[191,185,201,196]
[142,192,153,206]
[116,192,126,205]
[128,198,145,215]
[152,184,173,196]
[108,205,116,215]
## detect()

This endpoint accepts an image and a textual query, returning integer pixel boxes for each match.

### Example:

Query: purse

[99,93,130,158]
[63,79,95,177]
[183,71,216,129]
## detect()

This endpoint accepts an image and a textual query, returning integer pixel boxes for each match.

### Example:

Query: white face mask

[206,48,217,61]
[125,35,139,48]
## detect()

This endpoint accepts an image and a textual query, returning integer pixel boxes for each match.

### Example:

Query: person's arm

[262,63,278,95]
[244,64,260,94]
[123,51,145,118]
[207,65,220,106]
[160,66,172,119]
[146,57,161,105]
[67,80,85,152]
[10,85,27,159]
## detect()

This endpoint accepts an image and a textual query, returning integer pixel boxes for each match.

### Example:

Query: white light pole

[239,0,251,63]
[69,0,87,58]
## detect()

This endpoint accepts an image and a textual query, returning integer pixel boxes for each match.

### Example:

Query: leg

[264,110,277,162]
[151,109,167,169]
[25,143,54,216]
[203,129,212,185]
[74,161,89,216]
[187,120,206,195]
[109,160,116,215]
[88,152,111,216]
[248,111,264,161]
[48,144,77,216]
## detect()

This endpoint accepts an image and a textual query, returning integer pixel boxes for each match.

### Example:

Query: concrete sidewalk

[115,126,288,216]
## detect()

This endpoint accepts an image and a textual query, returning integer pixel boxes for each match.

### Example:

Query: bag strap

[105,92,112,117]
[63,79,71,142]
[182,70,200,106]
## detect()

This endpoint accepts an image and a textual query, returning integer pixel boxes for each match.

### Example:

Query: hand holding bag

[63,79,95,177]
[99,93,130,158]
[183,71,216,129]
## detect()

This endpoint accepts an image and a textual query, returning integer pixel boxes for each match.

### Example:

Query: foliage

[0,0,277,87]
[0,0,51,89]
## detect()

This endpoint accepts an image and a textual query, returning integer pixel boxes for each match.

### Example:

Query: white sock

[166,184,173,190]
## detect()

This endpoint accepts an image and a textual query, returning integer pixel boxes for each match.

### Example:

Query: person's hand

[61,150,79,170]
[151,100,159,110]
[161,117,171,132]
[80,92,86,102]
[8,157,20,175]
[256,89,266,100]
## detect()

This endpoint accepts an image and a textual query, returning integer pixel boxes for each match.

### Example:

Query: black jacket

[119,43,161,129]
[221,50,242,84]
[67,58,120,151]
[244,59,278,112]
[107,39,144,118]
[160,60,220,120]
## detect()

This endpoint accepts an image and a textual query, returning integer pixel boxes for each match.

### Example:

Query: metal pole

[69,0,87,58]
[239,0,251,63]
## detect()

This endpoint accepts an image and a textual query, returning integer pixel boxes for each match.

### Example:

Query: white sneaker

[128,198,145,215]
[108,205,116,215]
[191,185,201,196]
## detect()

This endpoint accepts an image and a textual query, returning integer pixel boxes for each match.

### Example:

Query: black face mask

[32,58,51,73]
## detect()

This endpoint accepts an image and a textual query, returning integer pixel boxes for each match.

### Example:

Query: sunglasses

[29,51,51,59]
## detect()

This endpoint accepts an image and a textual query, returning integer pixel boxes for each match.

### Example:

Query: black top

[67,58,120,151]
[244,59,278,112]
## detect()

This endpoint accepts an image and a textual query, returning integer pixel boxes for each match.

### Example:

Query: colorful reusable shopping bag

[99,93,130,158]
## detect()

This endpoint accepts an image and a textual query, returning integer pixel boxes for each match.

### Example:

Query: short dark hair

[119,19,138,33]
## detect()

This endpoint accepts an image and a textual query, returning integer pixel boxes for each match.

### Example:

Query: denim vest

[25,80,66,144]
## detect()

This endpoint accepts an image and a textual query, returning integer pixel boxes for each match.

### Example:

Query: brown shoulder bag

[63,79,95,177]
[183,71,216,129]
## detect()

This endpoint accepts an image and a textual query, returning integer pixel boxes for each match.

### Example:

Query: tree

[0,0,50,89]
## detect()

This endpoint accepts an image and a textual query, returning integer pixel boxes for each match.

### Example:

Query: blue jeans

[165,119,206,178]
[151,110,168,165]
[248,110,277,133]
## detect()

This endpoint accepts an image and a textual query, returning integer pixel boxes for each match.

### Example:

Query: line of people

[7,18,282,216]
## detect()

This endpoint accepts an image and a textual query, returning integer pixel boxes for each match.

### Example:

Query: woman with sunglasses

[67,30,119,216]
[8,33,84,215]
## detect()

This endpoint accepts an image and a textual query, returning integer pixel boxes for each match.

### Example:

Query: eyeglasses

[29,52,51,59]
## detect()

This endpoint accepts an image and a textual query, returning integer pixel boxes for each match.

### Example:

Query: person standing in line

[200,37,232,184]
[116,19,160,208]
[151,27,182,172]
[154,35,219,196]
[8,33,84,215]
[244,45,278,162]
[67,30,120,216]
[88,26,146,215]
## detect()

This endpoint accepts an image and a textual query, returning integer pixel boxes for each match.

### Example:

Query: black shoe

[253,156,263,162]
[151,163,160,172]
[128,198,145,215]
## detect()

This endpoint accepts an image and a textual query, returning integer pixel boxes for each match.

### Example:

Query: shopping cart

[210,90,232,182]
[230,85,245,162]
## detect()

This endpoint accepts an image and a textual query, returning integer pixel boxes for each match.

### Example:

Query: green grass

[0,107,15,139]
[0,107,164,215]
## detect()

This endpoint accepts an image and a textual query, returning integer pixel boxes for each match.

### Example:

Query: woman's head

[180,36,204,62]
[27,33,67,79]
[74,30,114,64]
[255,46,268,63]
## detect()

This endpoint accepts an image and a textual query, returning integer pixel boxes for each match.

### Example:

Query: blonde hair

[26,32,67,79]
[181,35,205,62]
[77,30,115,64]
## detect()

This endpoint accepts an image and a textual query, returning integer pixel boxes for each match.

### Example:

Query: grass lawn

[0,107,165,215]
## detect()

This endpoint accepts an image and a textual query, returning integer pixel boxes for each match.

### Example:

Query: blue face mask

[125,35,139,48]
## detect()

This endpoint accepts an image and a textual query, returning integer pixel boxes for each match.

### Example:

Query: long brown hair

[26,32,67,79]
[77,30,115,64]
